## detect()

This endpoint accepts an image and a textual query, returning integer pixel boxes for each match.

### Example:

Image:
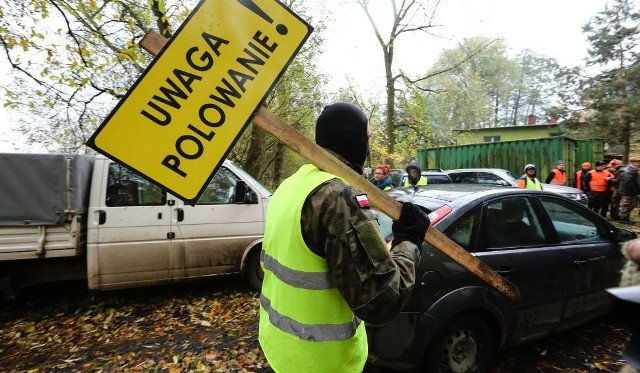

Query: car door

[87,161,173,290]
[173,165,265,278]
[473,195,569,344]
[536,196,624,330]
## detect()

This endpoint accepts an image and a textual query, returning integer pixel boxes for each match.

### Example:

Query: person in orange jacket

[574,162,591,192]
[583,160,613,217]
[545,160,566,185]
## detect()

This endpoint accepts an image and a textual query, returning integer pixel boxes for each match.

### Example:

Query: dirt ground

[0,275,634,373]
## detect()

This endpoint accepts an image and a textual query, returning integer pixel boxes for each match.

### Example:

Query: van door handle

[176,208,184,222]
[98,210,106,225]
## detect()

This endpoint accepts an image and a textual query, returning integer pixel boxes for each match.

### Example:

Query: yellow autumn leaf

[594,362,607,370]
[22,322,36,333]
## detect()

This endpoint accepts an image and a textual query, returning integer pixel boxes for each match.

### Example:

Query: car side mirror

[614,228,637,242]
[234,180,258,204]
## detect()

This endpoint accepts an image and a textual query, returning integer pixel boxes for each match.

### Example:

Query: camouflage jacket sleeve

[301,178,421,325]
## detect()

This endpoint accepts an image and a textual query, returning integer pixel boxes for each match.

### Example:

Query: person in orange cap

[574,162,591,192]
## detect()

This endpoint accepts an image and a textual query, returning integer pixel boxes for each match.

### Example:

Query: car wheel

[423,313,495,373]
[244,249,263,291]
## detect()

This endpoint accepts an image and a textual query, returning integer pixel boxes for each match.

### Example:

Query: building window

[484,136,501,143]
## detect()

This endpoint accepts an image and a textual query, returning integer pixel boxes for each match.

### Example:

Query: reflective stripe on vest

[260,293,361,342]
[261,249,332,290]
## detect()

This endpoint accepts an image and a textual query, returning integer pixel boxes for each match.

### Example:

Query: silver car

[446,168,588,205]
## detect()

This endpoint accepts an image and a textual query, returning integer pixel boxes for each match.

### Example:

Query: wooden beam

[138,30,521,300]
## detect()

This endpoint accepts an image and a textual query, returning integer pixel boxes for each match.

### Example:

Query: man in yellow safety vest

[258,102,430,373]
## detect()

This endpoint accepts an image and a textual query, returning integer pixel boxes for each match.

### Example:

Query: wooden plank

[138,30,521,300]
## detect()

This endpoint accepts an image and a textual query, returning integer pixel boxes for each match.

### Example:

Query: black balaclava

[315,103,369,174]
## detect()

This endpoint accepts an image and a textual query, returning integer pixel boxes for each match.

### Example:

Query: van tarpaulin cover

[0,154,94,226]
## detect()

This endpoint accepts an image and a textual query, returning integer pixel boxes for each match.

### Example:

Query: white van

[0,154,270,297]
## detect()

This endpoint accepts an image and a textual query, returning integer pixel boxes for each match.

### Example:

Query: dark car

[366,184,635,373]
[446,168,588,205]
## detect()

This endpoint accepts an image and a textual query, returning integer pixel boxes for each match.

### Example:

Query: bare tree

[357,0,441,163]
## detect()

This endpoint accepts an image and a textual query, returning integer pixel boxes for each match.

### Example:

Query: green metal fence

[417,136,605,187]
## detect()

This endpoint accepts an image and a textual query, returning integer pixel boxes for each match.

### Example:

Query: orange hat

[581,162,591,168]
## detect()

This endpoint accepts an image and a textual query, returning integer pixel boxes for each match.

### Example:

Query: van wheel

[423,313,495,373]
[244,250,263,291]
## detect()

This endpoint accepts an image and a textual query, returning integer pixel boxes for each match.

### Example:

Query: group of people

[369,160,428,190]
[574,158,640,224]
[516,158,640,224]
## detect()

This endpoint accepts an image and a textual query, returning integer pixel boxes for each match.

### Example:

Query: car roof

[401,170,448,175]
[387,183,566,212]
[444,167,510,173]
[445,168,582,193]
[388,183,507,205]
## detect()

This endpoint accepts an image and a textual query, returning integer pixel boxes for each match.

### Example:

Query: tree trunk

[245,125,265,180]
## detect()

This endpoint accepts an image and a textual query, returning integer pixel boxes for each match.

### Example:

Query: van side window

[197,167,239,205]
[106,163,166,207]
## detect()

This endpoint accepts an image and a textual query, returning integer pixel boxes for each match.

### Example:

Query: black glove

[392,202,430,247]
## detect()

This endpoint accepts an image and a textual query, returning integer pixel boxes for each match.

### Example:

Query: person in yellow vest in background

[258,102,430,373]
[403,161,428,187]
[517,164,543,190]
[584,160,614,217]
[545,160,566,185]
[574,162,592,192]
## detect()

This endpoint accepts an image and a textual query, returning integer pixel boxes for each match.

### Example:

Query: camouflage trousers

[618,195,639,218]
[610,191,621,219]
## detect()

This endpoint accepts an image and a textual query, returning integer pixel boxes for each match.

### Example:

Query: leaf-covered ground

[0,278,270,372]
[0,275,633,373]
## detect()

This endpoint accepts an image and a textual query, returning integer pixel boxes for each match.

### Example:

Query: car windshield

[502,170,518,182]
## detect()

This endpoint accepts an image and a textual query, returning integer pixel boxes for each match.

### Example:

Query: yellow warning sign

[87,0,312,203]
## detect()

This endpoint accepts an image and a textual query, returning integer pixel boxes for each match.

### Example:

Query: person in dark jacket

[618,157,640,224]
[545,160,567,185]
[403,161,428,187]
[607,159,624,220]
